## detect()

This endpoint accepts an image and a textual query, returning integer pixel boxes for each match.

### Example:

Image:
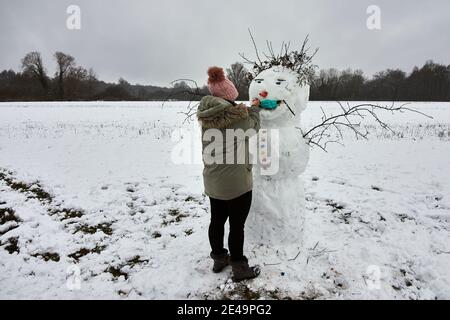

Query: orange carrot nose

[259,91,268,98]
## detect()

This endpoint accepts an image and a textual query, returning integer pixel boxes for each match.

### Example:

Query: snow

[0,100,449,300]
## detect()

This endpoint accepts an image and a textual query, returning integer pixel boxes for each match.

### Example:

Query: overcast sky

[1,0,449,86]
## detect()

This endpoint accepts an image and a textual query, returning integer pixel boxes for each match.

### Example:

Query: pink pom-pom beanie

[207,66,239,101]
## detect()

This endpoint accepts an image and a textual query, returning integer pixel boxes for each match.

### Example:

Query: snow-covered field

[0,101,449,300]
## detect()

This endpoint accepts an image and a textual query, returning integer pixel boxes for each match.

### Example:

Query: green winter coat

[197,95,261,200]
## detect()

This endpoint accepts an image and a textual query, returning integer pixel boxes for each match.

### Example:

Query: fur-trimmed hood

[197,96,249,129]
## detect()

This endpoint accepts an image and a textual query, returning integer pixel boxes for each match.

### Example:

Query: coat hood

[197,96,248,129]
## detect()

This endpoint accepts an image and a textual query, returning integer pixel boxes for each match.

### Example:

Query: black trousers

[208,191,252,262]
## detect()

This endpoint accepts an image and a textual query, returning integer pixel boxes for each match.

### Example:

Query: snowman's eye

[276,79,285,85]
[254,79,264,84]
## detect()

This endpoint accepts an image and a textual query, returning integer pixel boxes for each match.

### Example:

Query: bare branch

[162,78,207,123]
[248,28,263,65]
[170,78,199,88]
[303,102,433,151]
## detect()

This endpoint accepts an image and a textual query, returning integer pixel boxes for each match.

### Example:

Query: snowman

[247,65,311,249]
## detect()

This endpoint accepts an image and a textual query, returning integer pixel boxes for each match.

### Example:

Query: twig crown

[240,29,318,86]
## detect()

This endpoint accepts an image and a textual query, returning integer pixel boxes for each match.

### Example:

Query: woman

[197,66,261,282]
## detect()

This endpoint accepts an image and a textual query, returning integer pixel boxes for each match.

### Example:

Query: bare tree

[54,52,75,99]
[226,62,250,100]
[118,77,130,87]
[21,52,48,91]
[65,66,89,99]
[313,69,341,100]
[86,68,98,98]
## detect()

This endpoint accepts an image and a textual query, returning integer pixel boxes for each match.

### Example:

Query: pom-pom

[207,66,225,84]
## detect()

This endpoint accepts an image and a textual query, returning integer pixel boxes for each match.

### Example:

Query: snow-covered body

[247,66,310,247]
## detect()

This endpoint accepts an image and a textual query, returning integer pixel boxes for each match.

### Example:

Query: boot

[210,250,230,273]
[230,256,261,282]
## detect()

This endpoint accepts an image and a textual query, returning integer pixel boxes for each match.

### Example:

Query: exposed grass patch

[32,252,60,262]
[68,244,106,262]
[107,266,129,280]
[163,209,189,226]
[0,207,21,236]
[299,285,324,300]
[220,283,291,300]
[0,169,89,228]
[152,231,162,238]
[184,196,198,202]
[168,208,180,216]
[0,170,53,203]
[338,212,352,224]
[106,255,149,280]
[74,222,113,236]
[0,207,21,225]
[118,290,129,297]
[397,213,415,222]
[48,207,84,220]
[175,213,189,222]
[226,286,261,300]
[0,225,19,236]
[325,199,346,212]
[127,255,149,266]
[2,237,20,254]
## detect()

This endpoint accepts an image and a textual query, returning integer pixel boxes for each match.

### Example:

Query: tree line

[0,51,449,102]
[310,62,450,101]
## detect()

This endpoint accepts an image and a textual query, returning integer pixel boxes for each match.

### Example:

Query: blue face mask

[259,99,296,116]
[259,99,279,110]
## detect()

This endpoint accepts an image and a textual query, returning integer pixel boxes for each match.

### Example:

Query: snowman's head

[249,66,309,125]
